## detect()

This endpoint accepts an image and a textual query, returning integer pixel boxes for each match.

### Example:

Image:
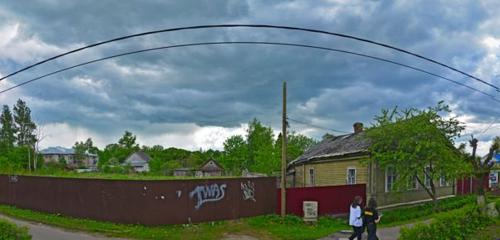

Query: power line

[1,41,498,104]
[287,117,350,134]
[479,118,498,135]
[1,24,498,91]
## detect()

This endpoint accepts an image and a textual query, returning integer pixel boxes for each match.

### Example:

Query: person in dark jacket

[364,198,382,240]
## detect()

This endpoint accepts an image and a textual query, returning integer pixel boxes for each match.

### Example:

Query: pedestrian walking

[348,195,364,240]
[364,198,382,240]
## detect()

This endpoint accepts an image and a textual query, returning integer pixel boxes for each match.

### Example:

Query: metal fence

[277,184,366,216]
[0,175,276,225]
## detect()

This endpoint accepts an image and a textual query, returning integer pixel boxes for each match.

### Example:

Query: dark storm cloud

[0,0,499,149]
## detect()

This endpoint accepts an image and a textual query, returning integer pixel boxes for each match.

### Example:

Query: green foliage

[0,99,40,172]
[98,131,142,171]
[13,99,37,147]
[247,118,277,174]
[399,205,491,240]
[380,196,475,225]
[0,219,31,240]
[73,138,99,165]
[221,119,317,176]
[367,101,467,207]
[0,146,31,171]
[0,105,16,152]
[221,135,248,175]
[275,132,318,163]
[118,131,139,150]
[0,204,346,240]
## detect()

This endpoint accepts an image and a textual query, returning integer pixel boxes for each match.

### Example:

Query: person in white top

[348,195,364,240]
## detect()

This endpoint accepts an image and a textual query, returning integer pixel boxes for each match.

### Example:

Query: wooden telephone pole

[281,81,287,217]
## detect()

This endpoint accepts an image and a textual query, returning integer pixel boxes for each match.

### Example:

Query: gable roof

[289,131,370,166]
[199,159,224,172]
[40,146,74,155]
[124,151,151,167]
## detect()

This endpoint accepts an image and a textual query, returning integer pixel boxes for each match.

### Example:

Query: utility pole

[281,81,287,217]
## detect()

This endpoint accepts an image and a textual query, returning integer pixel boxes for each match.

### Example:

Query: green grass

[0,205,257,240]
[0,205,346,240]
[468,218,500,240]
[0,218,31,240]
[378,195,476,227]
[0,195,479,239]
[247,215,346,240]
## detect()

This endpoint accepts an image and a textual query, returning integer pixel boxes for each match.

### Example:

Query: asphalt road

[0,214,126,240]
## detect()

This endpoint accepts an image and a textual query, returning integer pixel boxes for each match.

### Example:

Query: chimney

[353,122,363,134]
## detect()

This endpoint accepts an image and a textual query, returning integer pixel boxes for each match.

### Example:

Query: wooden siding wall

[290,158,455,207]
[291,157,369,187]
[372,163,454,206]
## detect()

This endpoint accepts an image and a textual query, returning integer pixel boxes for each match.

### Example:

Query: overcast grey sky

[0,0,499,154]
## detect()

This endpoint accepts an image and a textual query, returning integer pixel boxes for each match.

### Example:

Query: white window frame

[385,166,396,192]
[439,175,447,187]
[308,168,315,186]
[346,167,357,185]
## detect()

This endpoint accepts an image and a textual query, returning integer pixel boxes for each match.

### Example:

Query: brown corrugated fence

[0,175,277,225]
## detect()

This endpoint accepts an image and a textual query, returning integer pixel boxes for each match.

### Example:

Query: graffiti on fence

[189,183,227,209]
[176,190,182,198]
[241,181,256,202]
[8,175,18,183]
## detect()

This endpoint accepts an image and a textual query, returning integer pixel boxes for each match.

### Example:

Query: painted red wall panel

[277,184,366,216]
[456,175,489,195]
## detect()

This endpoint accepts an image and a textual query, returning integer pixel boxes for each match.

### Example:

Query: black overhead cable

[0,24,498,91]
[287,117,350,134]
[479,117,498,135]
[1,41,498,104]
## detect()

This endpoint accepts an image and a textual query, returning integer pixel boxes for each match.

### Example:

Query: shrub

[0,219,31,240]
[399,205,491,240]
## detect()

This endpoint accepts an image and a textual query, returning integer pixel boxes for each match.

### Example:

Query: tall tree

[275,132,317,163]
[221,135,248,175]
[468,136,499,203]
[0,105,16,152]
[73,138,98,166]
[73,141,88,166]
[366,101,466,210]
[247,118,277,174]
[84,138,98,154]
[118,131,139,150]
[13,99,37,146]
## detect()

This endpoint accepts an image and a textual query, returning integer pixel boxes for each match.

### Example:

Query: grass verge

[0,196,476,240]
[0,218,31,240]
[378,195,475,227]
[0,205,346,240]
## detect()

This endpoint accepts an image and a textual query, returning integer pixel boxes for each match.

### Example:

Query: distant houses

[173,168,194,177]
[174,159,224,177]
[196,159,224,177]
[40,146,98,169]
[40,147,228,177]
[123,151,151,173]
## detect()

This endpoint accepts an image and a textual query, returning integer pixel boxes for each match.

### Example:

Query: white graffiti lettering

[176,190,182,198]
[8,175,18,183]
[189,183,227,209]
[240,181,256,202]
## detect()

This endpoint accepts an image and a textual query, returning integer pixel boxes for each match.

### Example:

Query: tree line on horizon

[90,118,317,175]
[0,99,317,176]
